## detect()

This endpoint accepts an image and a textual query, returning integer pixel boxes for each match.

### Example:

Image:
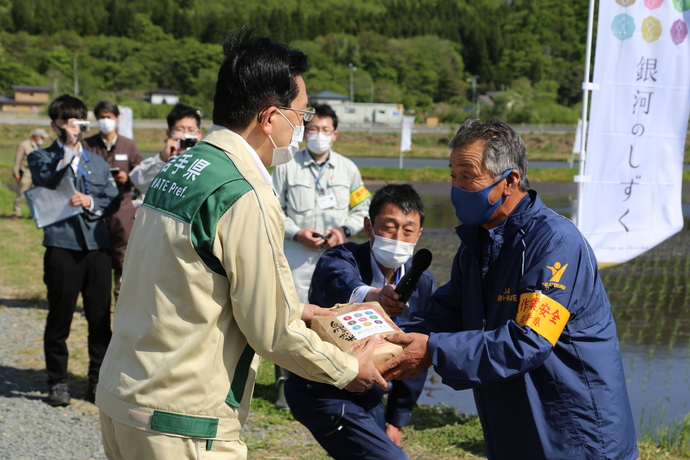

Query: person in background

[285,183,433,460]
[28,95,120,407]
[129,103,202,193]
[96,27,385,460]
[12,128,49,219]
[379,118,638,460]
[271,102,371,409]
[82,100,142,299]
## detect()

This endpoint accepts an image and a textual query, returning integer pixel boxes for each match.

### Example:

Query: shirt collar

[308,152,330,168]
[368,250,406,287]
[301,149,332,168]
[216,126,272,185]
[101,134,118,151]
[56,138,83,159]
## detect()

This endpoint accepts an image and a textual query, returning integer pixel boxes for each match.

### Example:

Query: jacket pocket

[286,179,315,214]
[327,177,351,210]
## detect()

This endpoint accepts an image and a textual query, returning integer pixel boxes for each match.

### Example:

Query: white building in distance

[147,89,179,105]
[309,91,403,126]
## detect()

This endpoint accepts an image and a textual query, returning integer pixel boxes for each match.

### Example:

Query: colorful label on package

[337,310,395,340]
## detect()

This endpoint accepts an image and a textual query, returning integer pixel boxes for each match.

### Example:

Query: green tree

[43,49,73,76]
[0,60,44,93]
[0,0,594,116]
[10,0,34,34]
[0,0,12,32]
[316,33,360,66]
[436,61,465,102]
[131,13,171,43]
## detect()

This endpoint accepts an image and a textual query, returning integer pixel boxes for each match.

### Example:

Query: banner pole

[576,0,597,226]
[399,144,403,169]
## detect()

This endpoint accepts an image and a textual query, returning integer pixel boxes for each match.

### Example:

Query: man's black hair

[48,95,87,122]
[213,25,309,131]
[369,183,425,226]
[94,100,120,118]
[309,103,338,130]
[167,103,201,130]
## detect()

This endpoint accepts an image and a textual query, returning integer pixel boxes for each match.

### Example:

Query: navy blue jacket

[405,191,638,459]
[290,241,434,428]
[28,141,120,250]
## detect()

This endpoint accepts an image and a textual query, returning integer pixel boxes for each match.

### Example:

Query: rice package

[310,302,404,366]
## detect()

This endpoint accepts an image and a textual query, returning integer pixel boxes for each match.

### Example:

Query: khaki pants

[13,176,32,216]
[100,412,248,460]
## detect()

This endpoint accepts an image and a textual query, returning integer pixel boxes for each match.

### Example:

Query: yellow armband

[516,292,570,346]
[349,185,370,208]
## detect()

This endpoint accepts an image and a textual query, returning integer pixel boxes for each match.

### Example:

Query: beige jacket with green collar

[96,126,358,441]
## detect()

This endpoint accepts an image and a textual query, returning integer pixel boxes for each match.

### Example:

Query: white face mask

[37,139,44,146]
[371,235,416,269]
[269,110,304,167]
[98,118,118,135]
[306,132,333,155]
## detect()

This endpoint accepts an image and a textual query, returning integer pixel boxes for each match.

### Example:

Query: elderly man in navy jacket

[28,95,120,407]
[380,119,638,460]
[285,183,434,460]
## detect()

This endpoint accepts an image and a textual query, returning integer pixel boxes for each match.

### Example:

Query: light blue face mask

[451,170,512,227]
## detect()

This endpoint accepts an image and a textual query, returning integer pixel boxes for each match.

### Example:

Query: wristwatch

[341,226,352,238]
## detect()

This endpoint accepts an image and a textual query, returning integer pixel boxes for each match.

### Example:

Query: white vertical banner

[579,0,690,264]
[400,116,414,151]
[118,106,134,139]
[399,116,415,169]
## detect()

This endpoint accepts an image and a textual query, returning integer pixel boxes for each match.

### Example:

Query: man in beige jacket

[96,26,385,460]
[12,128,48,219]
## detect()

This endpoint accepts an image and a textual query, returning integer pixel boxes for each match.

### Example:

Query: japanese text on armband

[516,292,570,346]
[349,185,370,208]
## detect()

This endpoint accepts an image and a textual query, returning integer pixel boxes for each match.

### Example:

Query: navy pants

[43,247,112,386]
[284,375,408,460]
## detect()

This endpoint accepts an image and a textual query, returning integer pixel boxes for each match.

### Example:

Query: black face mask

[54,123,83,144]
[55,125,69,144]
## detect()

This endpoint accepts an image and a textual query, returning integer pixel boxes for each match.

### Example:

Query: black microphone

[394,248,433,303]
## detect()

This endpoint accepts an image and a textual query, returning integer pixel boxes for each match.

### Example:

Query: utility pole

[73,55,79,97]
[348,63,357,102]
[466,76,478,118]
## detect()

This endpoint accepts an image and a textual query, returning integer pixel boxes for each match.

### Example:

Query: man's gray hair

[449,118,530,192]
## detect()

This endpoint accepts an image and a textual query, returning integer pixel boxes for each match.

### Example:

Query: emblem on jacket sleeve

[546,262,568,282]
[516,292,570,346]
[542,262,569,290]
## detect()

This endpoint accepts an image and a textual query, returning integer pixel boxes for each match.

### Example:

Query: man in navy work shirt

[285,184,434,460]
[379,119,638,460]
[28,95,121,407]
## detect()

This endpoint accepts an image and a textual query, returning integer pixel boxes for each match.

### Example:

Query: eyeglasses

[274,106,316,123]
[305,126,334,135]
[171,126,201,135]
